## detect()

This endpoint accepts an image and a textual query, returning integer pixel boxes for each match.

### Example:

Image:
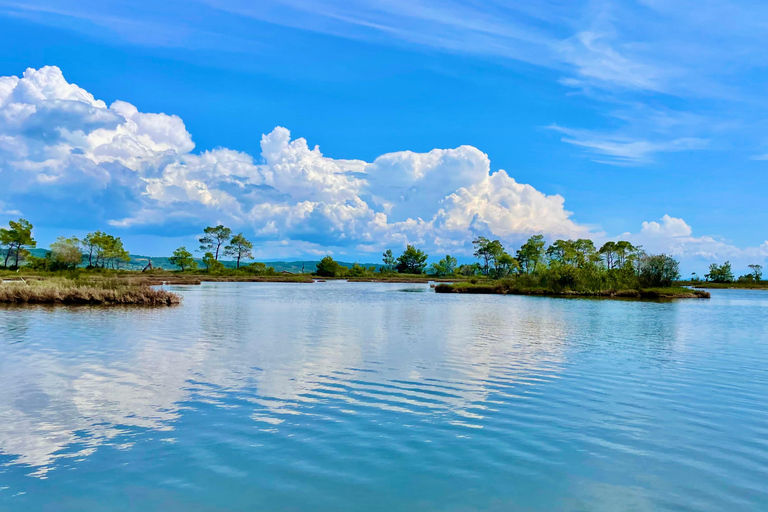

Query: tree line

[1,218,765,283]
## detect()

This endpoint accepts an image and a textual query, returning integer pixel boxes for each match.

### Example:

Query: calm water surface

[1,282,767,511]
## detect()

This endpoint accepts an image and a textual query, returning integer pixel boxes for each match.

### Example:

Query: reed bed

[0,277,180,305]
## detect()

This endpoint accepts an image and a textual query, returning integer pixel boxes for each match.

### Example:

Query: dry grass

[0,277,180,305]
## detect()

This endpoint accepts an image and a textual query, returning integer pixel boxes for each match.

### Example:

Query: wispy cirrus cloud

[5,0,768,166]
[547,124,709,165]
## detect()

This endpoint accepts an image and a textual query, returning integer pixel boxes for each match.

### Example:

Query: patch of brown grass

[0,278,180,305]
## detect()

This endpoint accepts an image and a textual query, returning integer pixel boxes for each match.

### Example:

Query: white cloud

[640,215,692,238]
[549,124,709,165]
[627,215,768,269]
[0,66,589,256]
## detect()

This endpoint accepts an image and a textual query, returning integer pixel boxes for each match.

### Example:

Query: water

[1,282,767,511]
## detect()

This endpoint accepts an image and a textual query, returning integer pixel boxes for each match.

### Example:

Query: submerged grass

[0,277,180,305]
[434,281,710,299]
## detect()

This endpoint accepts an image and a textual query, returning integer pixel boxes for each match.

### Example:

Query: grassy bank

[680,281,768,290]
[0,277,180,305]
[434,281,710,299]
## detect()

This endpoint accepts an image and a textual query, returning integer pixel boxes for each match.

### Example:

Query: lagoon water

[1,281,767,511]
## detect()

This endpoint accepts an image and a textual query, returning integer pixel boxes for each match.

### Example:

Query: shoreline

[680,281,768,290]
[434,282,710,299]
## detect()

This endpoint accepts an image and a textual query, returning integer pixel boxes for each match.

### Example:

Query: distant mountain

[24,248,381,273]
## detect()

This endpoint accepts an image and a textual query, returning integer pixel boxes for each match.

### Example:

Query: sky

[0,0,767,274]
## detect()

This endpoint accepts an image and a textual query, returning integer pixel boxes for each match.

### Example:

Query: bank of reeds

[0,277,180,305]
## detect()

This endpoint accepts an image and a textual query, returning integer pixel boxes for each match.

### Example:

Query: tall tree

[382,249,396,273]
[81,232,102,267]
[598,241,617,269]
[472,237,492,275]
[169,246,197,271]
[396,245,429,274]
[199,225,231,260]
[473,237,505,276]
[0,218,36,268]
[224,233,253,268]
[614,241,639,268]
[748,264,763,282]
[516,235,546,274]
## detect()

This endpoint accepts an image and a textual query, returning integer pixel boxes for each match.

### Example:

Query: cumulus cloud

[626,215,768,269]
[0,66,589,255]
[640,215,692,238]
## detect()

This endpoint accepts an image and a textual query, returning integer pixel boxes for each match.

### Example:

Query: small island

[0,277,180,305]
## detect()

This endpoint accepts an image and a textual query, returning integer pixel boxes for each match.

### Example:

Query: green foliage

[246,262,277,276]
[472,237,504,276]
[430,254,458,277]
[347,263,369,277]
[381,249,396,273]
[80,231,129,269]
[224,233,253,268]
[706,261,734,283]
[51,237,83,269]
[748,264,763,282]
[457,263,482,276]
[202,252,225,273]
[1,218,36,269]
[396,245,428,274]
[638,254,680,287]
[316,255,347,277]
[516,235,546,274]
[169,246,197,271]
[199,225,232,260]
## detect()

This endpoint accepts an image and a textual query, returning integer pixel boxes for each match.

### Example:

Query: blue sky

[0,0,767,272]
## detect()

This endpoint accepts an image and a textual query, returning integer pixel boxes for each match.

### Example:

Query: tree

[614,241,640,268]
[572,239,598,267]
[382,249,396,273]
[202,252,224,272]
[598,241,617,269]
[473,237,506,276]
[102,235,130,269]
[246,262,277,275]
[496,252,519,277]
[430,255,458,277]
[169,246,197,271]
[81,231,102,267]
[396,245,429,274]
[50,237,83,269]
[347,263,369,277]
[706,262,734,283]
[0,218,36,268]
[748,264,763,282]
[316,255,346,277]
[516,235,546,274]
[638,254,680,287]
[457,263,481,276]
[224,233,253,269]
[199,225,231,260]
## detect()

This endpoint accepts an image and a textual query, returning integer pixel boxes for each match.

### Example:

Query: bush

[316,256,347,277]
[638,254,680,287]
